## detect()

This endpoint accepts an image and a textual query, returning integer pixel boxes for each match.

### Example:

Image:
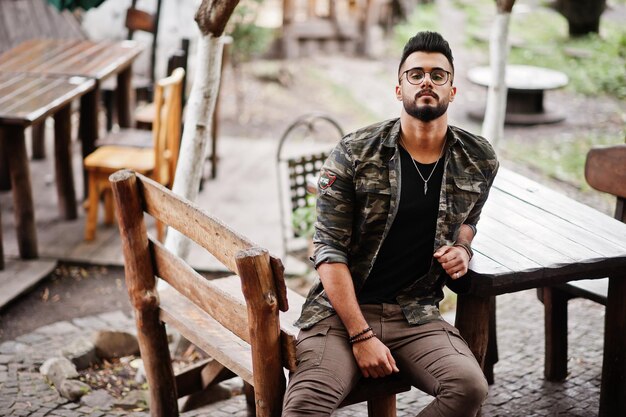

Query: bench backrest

[110,170,295,416]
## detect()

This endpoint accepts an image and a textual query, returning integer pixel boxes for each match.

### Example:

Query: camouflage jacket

[294,118,499,329]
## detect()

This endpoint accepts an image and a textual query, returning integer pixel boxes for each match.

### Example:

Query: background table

[467,65,569,125]
[457,167,626,416]
[0,39,144,196]
[0,72,95,259]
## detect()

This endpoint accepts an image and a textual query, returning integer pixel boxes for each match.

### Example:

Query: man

[283,31,499,416]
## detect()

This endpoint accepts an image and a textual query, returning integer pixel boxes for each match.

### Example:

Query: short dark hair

[398,31,454,77]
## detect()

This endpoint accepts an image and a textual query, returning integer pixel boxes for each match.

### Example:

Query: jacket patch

[319,172,336,189]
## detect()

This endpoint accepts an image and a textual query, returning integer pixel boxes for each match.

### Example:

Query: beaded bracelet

[350,332,376,345]
[349,326,372,343]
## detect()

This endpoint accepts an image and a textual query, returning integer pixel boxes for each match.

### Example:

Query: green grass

[452,0,626,99]
[500,131,625,190]
[393,2,440,51]
[507,8,626,99]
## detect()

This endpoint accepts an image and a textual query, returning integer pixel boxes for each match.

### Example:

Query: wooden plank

[494,168,626,249]
[151,240,251,343]
[483,190,622,258]
[159,288,254,385]
[0,258,56,309]
[138,173,255,273]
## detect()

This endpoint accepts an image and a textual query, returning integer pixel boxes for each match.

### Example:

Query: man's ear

[395,84,402,101]
[449,86,457,102]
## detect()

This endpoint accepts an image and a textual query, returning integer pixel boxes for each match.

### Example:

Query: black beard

[404,101,449,122]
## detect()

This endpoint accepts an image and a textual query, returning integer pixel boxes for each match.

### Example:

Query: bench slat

[151,239,251,343]
[559,278,608,305]
[159,288,255,385]
[140,175,255,273]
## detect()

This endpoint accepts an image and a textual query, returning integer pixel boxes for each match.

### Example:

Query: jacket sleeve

[464,159,499,231]
[312,139,356,268]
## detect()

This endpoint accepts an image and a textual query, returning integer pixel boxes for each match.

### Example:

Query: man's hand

[352,337,399,378]
[434,245,469,279]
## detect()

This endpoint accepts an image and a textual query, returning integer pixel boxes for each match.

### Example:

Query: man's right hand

[352,337,400,378]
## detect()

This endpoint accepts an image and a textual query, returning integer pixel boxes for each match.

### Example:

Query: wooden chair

[109,169,411,416]
[103,0,163,131]
[135,38,190,131]
[539,143,626,381]
[83,68,184,241]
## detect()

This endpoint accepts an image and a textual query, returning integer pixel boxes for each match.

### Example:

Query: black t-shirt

[357,146,444,304]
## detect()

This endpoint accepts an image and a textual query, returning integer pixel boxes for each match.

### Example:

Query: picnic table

[458,167,626,416]
[0,38,144,196]
[0,72,95,259]
[467,64,569,125]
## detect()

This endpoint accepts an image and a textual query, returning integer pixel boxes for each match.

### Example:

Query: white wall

[81,0,202,81]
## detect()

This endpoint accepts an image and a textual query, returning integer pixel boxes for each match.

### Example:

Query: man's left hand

[433,245,469,280]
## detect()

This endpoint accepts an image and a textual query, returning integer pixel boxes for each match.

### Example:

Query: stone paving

[0,289,603,416]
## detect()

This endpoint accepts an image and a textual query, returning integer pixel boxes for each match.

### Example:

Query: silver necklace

[400,136,446,195]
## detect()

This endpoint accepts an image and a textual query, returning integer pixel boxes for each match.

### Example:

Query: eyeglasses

[400,68,452,86]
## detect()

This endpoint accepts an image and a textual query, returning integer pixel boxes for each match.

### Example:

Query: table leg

[455,293,491,368]
[31,120,46,160]
[54,104,77,220]
[116,66,135,128]
[599,275,626,417]
[0,129,10,190]
[4,125,38,259]
[542,286,569,381]
[79,87,100,200]
[0,198,4,270]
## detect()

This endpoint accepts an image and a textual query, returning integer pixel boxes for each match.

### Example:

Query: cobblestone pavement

[0,289,603,416]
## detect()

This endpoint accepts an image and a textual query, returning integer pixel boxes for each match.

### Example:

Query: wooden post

[483,296,499,384]
[455,294,491,368]
[109,170,179,417]
[367,394,396,417]
[0,128,10,191]
[599,275,626,417]
[236,248,285,417]
[543,286,569,381]
[53,104,77,220]
[116,66,135,128]
[79,87,100,200]
[0,198,4,270]
[31,120,46,160]
[5,125,38,259]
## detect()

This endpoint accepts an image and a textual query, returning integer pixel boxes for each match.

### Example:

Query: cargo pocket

[295,325,331,369]
[443,325,471,357]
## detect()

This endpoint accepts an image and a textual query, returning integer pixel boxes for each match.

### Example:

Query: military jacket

[295,118,499,329]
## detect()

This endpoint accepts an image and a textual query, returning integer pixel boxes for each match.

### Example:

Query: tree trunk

[164,0,240,260]
[552,0,606,37]
[481,0,515,147]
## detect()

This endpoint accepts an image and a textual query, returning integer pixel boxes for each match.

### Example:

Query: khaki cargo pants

[283,304,488,416]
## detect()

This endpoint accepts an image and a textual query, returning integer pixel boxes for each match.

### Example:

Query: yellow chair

[83,67,185,241]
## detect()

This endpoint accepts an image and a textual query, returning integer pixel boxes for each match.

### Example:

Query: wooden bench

[539,144,625,381]
[110,169,410,416]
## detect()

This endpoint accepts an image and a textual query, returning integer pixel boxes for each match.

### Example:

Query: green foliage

[291,194,317,238]
[500,131,624,190]
[507,8,626,99]
[456,1,626,99]
[227,0,274,65]
[393,2,440,51]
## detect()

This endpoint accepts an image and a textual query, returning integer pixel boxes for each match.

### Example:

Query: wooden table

[456,167,626,416]
[467,65,569,125]
[0,38,144,196]
[0,72,95,259]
